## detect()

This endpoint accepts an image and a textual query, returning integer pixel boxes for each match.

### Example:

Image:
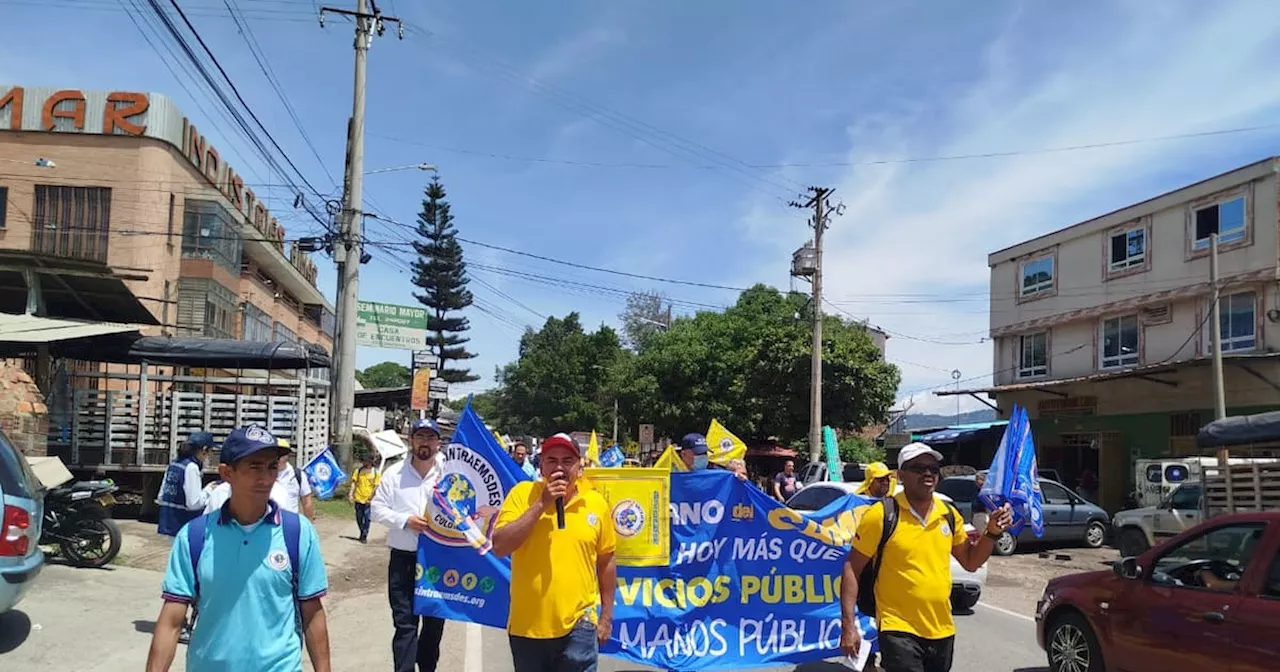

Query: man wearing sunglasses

[838,443,1012,672]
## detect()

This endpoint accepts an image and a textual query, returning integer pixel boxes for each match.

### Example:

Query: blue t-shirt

[161,501,328,672]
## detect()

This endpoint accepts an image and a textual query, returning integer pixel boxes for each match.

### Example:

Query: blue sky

[8,0,1280,415]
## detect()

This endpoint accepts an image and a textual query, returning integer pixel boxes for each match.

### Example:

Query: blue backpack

[186,510,304,637]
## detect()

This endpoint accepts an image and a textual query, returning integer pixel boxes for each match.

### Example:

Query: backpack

[186,509,304,638]
[856,497,958,618]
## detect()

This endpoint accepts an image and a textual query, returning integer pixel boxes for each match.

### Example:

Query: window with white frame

[1018,332,1048,378]
[1192,196,1246,250]
[1206,291,1257,353]
[1020,256,1054,297]
[1100,314,1139,369]
[1109,226,1146,271]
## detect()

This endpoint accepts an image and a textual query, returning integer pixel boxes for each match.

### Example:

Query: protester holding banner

[678,433,711,470]
[840,443,1012,672]
[370,418,448,672]
[491,432,617,672]
[272,439,316,521]
[727,457,748,480]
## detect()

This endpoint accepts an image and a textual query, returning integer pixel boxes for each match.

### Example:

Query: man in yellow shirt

[839,443,1012,672]
[491,433,617,672]
[347,452,380,544]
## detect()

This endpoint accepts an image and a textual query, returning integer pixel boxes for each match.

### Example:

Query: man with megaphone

[491,433,617,672]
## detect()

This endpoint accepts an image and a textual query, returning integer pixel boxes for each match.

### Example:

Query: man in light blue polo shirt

[145,424,332,672]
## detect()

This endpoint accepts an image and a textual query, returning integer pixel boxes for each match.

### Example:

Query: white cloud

[528,24,627,84]
[739,2,1280,413]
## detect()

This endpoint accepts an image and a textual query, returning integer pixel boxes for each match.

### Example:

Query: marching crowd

[143,421,1012,672]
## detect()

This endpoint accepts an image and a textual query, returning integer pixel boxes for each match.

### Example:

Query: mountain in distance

[901,409,999,431]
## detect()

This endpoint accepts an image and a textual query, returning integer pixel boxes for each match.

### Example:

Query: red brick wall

[0,366,48,457]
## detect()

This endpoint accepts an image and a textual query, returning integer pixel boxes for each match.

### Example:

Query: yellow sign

[584,467,670,567]
[410,367,432,410]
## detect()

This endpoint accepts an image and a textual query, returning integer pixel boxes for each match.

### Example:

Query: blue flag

[302,447,348,500]
[414,401,882,669]
[600,444,626,467]
[977,404,1044,537]
[414,401,531,625]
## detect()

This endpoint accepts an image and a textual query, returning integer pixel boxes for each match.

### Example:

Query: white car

[785,481,988,611]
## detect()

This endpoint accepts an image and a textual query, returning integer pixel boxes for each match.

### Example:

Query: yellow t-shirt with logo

[349,467,380,504]
[495,480,617,639]
[852,492,965,640]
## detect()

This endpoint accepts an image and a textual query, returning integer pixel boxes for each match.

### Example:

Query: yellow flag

[654,445,689,472]
[587,431,601,467]
[706,419,747,465]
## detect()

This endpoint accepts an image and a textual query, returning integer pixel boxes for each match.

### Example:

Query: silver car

[936,475,1110,556]
[0,430,44,614]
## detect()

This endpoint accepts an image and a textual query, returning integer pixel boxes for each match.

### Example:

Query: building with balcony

[0,85,334,362]
[939,158,1280,512]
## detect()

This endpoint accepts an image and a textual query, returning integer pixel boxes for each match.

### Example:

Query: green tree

[493,313,624,437]
[618,284,900,444]
[838,434,886,464]
[619,291,671,351]
[411,177,479,384]
[446,389,503,425]
[355,361,411,389]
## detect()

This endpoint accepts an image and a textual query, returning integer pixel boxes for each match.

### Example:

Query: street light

[364,163,437,175]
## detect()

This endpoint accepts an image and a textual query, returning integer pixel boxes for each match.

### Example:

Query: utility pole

[790,186,841,464]
[321,1,401,469]
[612,397,619,445]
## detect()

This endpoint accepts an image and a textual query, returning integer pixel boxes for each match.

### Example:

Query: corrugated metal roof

[0,313,141,343]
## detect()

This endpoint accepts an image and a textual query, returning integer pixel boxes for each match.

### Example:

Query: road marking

[977,601,1035,622]
[465,622,483,672]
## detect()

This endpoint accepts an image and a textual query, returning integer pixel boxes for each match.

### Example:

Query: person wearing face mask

[678,433,711,471]
[370,419,447,672]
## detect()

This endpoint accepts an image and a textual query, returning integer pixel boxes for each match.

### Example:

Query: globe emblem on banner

[718,438,733,454]
[424,443,506,547]
[439,473,478,517]
[313,462,332,483]
[612,499,646,539]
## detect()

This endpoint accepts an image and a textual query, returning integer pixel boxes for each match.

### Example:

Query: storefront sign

[0,85,309,271]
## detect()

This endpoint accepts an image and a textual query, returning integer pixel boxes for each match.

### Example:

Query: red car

[1035,511,1280,672]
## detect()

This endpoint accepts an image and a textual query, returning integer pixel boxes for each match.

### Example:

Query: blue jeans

[354,502,371,540]
[509,620,598,672]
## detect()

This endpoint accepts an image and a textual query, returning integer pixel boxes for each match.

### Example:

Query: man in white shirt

[272,439,315,520]
[371,418,447,672]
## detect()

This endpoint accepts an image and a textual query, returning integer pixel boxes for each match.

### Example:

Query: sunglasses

[901,463,942,475]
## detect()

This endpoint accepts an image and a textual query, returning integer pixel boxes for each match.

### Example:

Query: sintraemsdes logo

[612,499,646,539]
[424,443,506,547]
[312,462,332,482]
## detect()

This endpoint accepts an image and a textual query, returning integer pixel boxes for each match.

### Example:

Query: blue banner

[415,403,879,670]
[302,447,347,500]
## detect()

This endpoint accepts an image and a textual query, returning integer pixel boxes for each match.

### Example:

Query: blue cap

[219,424,282,464]
[411,418,441,436]
[679,433,709,456]
[187,432,216,450]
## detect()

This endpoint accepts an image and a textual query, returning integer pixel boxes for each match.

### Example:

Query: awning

[920,421,1008,445]
[0,313,143,343]
[1197,410,1280,448]
[0,251,160,325]
[935,353,1280,397]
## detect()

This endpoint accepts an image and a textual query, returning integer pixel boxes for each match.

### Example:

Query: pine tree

[411,177,479,384]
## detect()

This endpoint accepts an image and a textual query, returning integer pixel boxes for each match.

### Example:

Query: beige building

[941,158,1280,512]
[0,85,334,352]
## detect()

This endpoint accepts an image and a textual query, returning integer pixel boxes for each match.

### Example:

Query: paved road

[0,563,1047,671]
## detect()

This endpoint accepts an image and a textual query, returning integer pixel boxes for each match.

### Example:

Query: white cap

[897,442,944,468]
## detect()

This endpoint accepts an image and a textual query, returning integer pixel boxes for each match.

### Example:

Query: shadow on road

[45,556,117,571]
[1012,668,1049,672]
[133,619,156,634]
[0,610,32,654]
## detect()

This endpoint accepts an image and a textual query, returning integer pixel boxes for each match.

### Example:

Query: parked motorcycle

[40,479,122,568]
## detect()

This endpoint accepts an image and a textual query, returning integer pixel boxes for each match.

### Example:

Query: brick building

[0,85,334,352]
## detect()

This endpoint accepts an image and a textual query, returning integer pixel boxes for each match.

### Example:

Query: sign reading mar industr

[0,85,309,275]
